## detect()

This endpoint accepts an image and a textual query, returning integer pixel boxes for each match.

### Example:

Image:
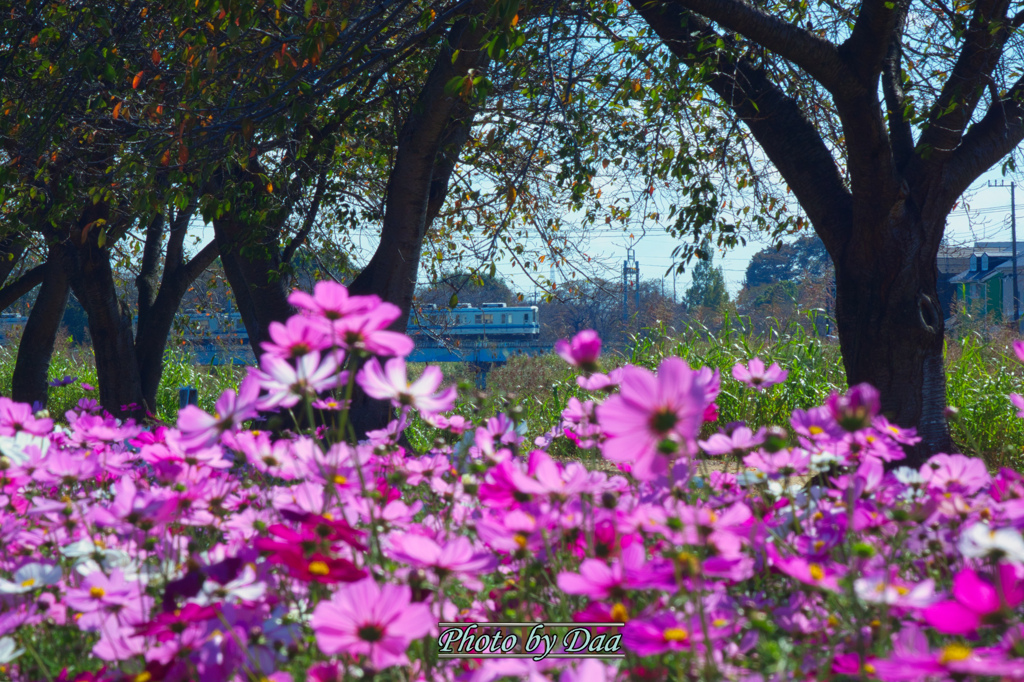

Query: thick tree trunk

[834,212,951,466]
[135,242,219,410]
[346,12,494,439]
[64,213,145,419]
[212,216,293,358]
[11,245,69,408]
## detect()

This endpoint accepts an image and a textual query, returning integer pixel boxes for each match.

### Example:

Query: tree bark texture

[11,243,69,408]
[213,213,293,358]
[64,206,145,419]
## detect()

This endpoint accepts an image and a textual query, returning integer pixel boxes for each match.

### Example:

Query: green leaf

[449,293,459,308]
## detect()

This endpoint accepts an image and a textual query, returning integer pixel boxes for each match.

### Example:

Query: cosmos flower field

[0,281,1023,681]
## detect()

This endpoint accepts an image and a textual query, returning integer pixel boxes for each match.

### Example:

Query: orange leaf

[511,13,518,26]
[151,49,161,65]
[178,145,189,165]
[160,150,171,166]
[266,182,273,193]
[112,101,122,120]
[132,71,144,89]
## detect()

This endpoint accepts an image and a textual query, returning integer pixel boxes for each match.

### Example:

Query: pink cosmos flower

[261,315,330,359]
[254,351,347,410]
[1012,393,1024,418]
[356,358,456,414]
[176,375,260,451]
[1014,339,1024,363]
[698,426,765,457]
[621,611,692,657]
[289,280,379,320]
[311,578,433,669]
[827,383,880,432]
[920,453,990,495]
[596,358,711,480]
[731,358,788,390]
[554,330,601,371]
[0,398,53,436]
[922,565,1024,635]
[335,302,414,357]
[556,543,674,599]
[577,367,623,392]
[386,532,495,589]
[765,544,844,592]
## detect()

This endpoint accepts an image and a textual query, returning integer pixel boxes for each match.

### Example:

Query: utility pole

[622,248,639,321]
[990,180,1020,327]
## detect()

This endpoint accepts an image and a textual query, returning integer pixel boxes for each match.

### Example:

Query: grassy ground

[3,317,1024,468]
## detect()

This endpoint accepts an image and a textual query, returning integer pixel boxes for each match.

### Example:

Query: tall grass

[4,314,1024,469]
[0,336,246,424]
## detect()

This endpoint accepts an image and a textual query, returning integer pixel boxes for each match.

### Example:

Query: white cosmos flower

[854,575,936,608]
[0,432,49,466]
[0,563,62,593]
[736,471,768,487]
[0,636,24,664]
[959,523,1024,564]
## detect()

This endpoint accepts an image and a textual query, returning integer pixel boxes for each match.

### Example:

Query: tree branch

[282,167,329,265]
[628,0,852,257]
[840,0,905,85]
[914,0,1012,171]
[0,264,45,313]
[941,78,1024,210]
[666,0,851,95]
[176,241,220,289]
[881,5,914,171]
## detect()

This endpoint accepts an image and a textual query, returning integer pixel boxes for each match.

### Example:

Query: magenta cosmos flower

[596,358,711,480]
[731,357,788,390]
[555,329,601,371]
[311,578,433,669]
[356,357,456,414]
[922,565,1024,635]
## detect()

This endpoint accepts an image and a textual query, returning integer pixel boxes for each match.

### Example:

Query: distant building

[949,242,1024,325]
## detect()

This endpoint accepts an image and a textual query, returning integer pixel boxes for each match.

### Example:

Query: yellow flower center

[663,627,688,642]
[333,475,347,485]
[513,533,528,549]
[610,603,629,623]
[89,586,105,599]
[813,540,825,551]
[20,578,35,588]
[939,643,972,664]
[896,585,909,595]
[712,618,728,628]
[864,663,876,674]
[134,673,152,682]
[308,561,330,576]
[809,564,825,581]
[809,426,824,435]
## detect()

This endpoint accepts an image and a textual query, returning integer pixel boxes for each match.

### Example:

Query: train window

[523,314,528,322]
[475,314,482,323]
[483,314,493,324]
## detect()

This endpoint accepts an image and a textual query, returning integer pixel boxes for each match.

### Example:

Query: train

[407,302,540,341]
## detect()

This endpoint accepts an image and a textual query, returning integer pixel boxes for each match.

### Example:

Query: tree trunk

[135,241,219,410]
[64,213,145,419]
[345,11,494,439]
[833,211,951,466]
[212,215,293,358]
[11,244,69,408]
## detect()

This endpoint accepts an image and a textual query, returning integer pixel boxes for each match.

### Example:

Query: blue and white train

[407,302,540,341]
